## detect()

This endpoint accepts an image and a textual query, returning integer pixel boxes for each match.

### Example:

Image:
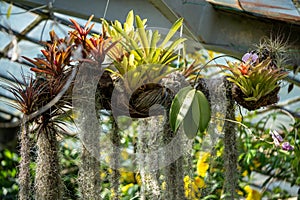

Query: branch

[255,97,300,118]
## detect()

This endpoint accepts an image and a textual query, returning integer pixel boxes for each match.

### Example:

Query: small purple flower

[242,52,258,64]
[281,142,294,151]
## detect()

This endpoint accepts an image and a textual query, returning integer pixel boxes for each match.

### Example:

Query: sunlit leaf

[183,92,200,139]
[136,15,149,56]
[194,90,211,133]
[159,18,183,48]
[169,86,194,133]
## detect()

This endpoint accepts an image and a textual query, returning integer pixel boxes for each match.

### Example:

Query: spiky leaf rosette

[225,57,288,110]
[254,37,288,69]
[102,10,185,78]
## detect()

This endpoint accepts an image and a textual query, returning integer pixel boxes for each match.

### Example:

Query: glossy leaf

[183,91,200,139]
[195,90,211,133]
[170,87,211,138]
[169,86,194,133]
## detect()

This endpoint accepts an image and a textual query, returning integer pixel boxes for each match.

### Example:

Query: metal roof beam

[162,0,300,65]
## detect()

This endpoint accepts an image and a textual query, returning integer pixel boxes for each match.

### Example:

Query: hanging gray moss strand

[18,118,32,200]
[223,78,238,199]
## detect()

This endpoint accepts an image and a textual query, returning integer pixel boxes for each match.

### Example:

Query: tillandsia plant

[225,38,289,110]
[2,72,42,200]
[21,29,75,200]
[5,14,116,199]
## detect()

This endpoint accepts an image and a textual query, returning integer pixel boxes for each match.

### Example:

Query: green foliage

[226,59,287,101]
[169,86,211,139]
[102,10,186,78]
[0,149,19,199]
[237,111,299,199]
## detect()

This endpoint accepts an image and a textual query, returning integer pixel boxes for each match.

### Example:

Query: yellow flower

[237,189,244,196]
[121,150,129,160]
[244,185,261,200]
[183,175,204,199]
[197,152,210,177]
[121,183,134,193]
[242,170,248,177]
[194,176,205,188]
[161,181,166,190]
[236,115,243,122]
[135,173,142,186]
[119,168,135,183]
[100,172,107,179]
[183,176,195,199]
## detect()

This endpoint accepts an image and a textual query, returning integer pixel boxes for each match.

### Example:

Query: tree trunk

[162,114,186,200]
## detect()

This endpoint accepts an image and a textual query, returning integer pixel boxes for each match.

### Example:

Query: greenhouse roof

[0,0,299,145]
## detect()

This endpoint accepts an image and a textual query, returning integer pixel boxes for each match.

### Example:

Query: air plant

[2,72,43,200]
[225,38,288,110]
[69,15,119,199]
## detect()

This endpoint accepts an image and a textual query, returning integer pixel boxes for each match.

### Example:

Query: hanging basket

[231,83,280,111]
[97,73,174,118]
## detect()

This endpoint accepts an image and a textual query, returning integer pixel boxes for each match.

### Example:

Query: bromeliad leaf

[159,18,184,48]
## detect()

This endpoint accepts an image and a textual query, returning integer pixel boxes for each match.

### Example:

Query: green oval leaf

[169,86,194,132]
[183,93,200,139]
[195,90,211,133]
[183,90,211,139]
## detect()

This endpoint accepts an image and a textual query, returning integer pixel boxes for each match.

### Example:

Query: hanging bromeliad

[224,38,288,110]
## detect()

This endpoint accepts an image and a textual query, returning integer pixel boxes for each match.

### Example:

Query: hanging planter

[224,40,288,110]
[100,11,187,118]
